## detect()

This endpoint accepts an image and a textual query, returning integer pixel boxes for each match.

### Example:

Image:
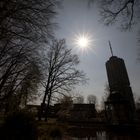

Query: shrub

[0,111,37,140]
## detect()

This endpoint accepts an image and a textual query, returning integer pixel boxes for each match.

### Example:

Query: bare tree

[0,0,59,88]
[16,62,42,107]
[0,0,59,43]
[87,94,97,104]
[57,95,73,120]
[100,83,110,110]
[89,0,139,30]
[74,95,84,104]
[0,59,42,113]
[0,0,59,79]
[0,40,41,110]
[99,0,139,30]
[88,0,140,60]
[0,0,59,112]
[39,39,86,120]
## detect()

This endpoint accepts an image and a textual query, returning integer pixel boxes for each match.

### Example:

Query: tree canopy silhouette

[89,0,139,30]
[0,0,59,113]
[87,94,97,104]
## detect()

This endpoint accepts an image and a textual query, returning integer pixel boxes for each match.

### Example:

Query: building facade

[105,56,135,123]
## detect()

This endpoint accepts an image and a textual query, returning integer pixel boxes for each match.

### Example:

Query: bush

[49,126,63,139]
[0,111,38,140]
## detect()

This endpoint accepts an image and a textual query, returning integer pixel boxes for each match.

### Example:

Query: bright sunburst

[77,36,89,48]
[74,32,93,52]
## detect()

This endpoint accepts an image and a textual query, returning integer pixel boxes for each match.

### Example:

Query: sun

[74,32,92,51]
[77,36,89,48]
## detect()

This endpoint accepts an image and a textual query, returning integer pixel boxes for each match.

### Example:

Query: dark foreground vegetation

[0,99,140,140]
[0,111,37,140]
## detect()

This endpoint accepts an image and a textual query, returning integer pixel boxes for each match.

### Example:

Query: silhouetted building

[106,56,130,92]
[68,104,96,120]
[105,56,135,123]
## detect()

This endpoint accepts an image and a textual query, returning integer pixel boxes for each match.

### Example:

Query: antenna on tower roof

[108,40,113,56]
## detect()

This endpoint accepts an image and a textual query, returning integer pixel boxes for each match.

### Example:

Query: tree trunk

[44,92,52,121]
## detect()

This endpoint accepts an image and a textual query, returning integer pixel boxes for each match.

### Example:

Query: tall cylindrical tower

[105,56,135,122]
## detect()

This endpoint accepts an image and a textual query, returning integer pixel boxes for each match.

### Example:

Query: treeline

[0,0,86,118]
[0,0,57,113]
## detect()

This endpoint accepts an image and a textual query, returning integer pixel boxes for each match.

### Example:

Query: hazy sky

[55,0,140,103]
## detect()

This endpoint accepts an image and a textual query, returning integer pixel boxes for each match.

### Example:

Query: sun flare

[74,33,92,51]
[77,36,89,48]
